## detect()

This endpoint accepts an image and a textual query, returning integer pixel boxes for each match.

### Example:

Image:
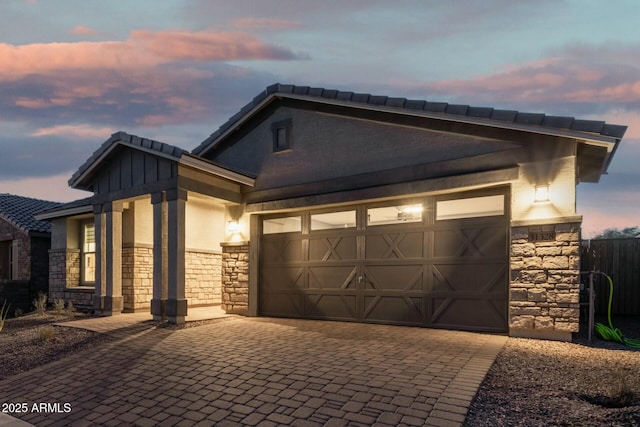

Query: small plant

[33,292,48,316]
[53,298,65,315]
[0,300,9,333]
[65,300,76,318]
[14,307,23,318]
[39,325,55,341]
[610,365,635,406]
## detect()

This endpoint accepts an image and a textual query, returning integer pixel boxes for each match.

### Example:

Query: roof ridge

[192,83,627,156]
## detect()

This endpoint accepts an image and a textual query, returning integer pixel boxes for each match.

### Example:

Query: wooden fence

[581,238,640,316]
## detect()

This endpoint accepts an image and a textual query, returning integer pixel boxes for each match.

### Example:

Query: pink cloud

[69,25,100,36]
[14,97,49,108]
[0,28,301,80]
[31,124,114,138]
[132,29,298,61]
[412,44,640,112]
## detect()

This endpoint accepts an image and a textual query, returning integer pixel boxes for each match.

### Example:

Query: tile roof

[69,131,188,187]
[0,194,62,234]
[193,83,627,156]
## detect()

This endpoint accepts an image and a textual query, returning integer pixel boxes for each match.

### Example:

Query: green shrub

[33,293,48,316]
[39,325,55,341]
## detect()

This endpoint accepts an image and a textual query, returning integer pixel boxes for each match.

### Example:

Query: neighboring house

[0,194,61,311]
[36,84,627,341]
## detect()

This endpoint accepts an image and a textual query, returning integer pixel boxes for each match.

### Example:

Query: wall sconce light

[227,220,240,233]
[534,185,550,203]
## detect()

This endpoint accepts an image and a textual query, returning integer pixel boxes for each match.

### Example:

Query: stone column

[93,205,106,313]
[151,192,168,320]
[166,189,187,324]
[509,222,581,341]
[103,201,124,315]
[221,242,250,315]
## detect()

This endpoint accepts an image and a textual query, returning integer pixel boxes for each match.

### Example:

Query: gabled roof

[193,83,627,176]
[69,131,188,189]
[0,194,62,234]
[69,131,255,193]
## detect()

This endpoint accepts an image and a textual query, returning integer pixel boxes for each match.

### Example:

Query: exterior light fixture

[227,220,240,233]
[534,185,550,203]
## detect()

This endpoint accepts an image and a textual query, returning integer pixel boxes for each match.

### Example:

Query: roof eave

[196,92,622,158]
[179,154,256,187]
[34,204,93,221]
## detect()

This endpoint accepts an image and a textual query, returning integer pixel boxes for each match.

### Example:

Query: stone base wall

[510,222,581,340]
[48,248,91,307]
[221,243,249,314]
[185,249,222,306]
[122,245,153,312]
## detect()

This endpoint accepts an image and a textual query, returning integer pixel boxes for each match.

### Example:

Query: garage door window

[436,195,504,220]
[311,210,356,230]
[367,204,423,226]
[263,216,301,234]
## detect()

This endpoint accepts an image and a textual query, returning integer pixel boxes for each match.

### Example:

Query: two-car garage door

[259,189,509,333]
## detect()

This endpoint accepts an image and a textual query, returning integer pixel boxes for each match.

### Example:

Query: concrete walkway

[0,314,506,427]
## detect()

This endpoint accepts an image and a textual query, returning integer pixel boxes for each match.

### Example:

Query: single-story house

[0,194,61,311]
[36,84,626,341]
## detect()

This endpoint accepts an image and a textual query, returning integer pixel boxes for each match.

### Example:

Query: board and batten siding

[92,149,178,196]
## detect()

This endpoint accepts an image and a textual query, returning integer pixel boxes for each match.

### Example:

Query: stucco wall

[186,197,225,251]
[511,156,578,222]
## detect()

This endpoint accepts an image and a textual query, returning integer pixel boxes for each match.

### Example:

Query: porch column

[151,192,168,320]
[103,201,124,315]
[166,189,187,324]
[93,205,106,313]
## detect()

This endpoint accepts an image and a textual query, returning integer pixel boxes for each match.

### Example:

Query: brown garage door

[259,189,509,332]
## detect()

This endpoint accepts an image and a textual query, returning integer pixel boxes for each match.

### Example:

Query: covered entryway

[259,188,509,332]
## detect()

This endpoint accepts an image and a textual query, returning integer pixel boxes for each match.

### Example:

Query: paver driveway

[0,317,505,426]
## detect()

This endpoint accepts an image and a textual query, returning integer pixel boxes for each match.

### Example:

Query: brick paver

[0,317,505,426]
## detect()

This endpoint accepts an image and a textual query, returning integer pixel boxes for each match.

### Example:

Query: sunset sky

[1,0,639,237]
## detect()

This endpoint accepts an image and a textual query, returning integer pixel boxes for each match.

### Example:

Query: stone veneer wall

[510,222,581,340]
[122,245,153,312]
[185,249,222,306]
[48,248,92,307]
[221,243,249,315]
[120,246,221,311]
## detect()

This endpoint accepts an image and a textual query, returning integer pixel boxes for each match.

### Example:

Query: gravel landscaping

[0,312,112,380]
[465,317,640,426]
[1,312,639,426]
